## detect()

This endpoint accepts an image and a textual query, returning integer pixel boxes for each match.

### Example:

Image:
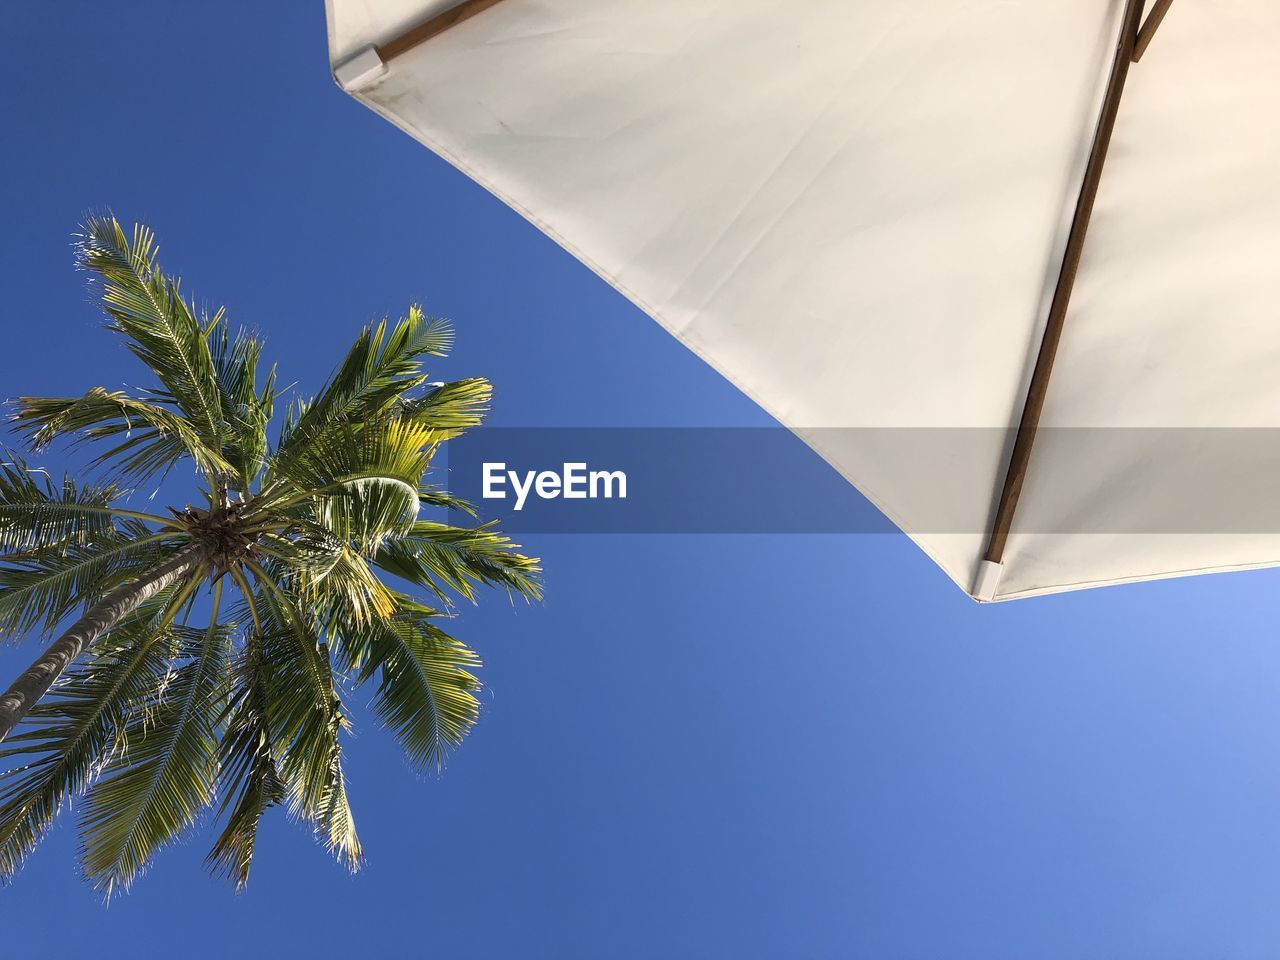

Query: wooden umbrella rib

[983,0,1147,566]
[377,0,508,63]
[1133,0,1175,62]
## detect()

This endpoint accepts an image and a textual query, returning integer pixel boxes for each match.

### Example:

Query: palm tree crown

[0,217,541,897]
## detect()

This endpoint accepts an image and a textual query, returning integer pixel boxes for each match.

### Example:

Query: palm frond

[260,529,395,626]
[77,582,232,898]
[0,592,182,880]
[13,387,233,482]
[0,452,142,556]
[77,217,227,467]
[265,417,439,551]
[373,520,542,604]
[210,319,276,490]
[399,377,491,436]
[0,525,184,639]
[204,621,284,892]
[338,600,482,772]
[248,564,361,871]
[274,307,451,466]
[417,484,477,518]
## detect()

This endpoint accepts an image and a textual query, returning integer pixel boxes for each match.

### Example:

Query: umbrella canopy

[325,0,1280,600]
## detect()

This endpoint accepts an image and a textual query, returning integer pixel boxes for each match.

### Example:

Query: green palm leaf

[373,520,542,604]
[249,567,361,870]
[264,416,439,550]
[399,377,491,435]
[340,601,482,772]
[77,217,227,462]
[78,584,233,897]
[204,619,285,892]
[0,452,164,556]
[0,525,182,638]
[210,319,276,490]
[13,388,232,482]
[261,528,396,626]
[275,307,452,462]
[0,591,183,879]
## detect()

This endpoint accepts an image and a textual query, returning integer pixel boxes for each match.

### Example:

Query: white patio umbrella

[324,0,1280,601]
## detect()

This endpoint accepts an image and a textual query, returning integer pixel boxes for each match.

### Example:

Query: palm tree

[0,217,540,897]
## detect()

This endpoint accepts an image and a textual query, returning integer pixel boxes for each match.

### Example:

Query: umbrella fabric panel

[327,0,1280,599]
[1001,2,1280,598]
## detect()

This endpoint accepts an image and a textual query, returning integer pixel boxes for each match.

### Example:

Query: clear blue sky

[3,3,1280,957]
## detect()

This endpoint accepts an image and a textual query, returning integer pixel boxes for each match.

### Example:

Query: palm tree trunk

[0,545,203,742]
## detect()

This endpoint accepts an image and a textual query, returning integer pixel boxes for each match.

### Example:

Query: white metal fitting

[334,45,388,92]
